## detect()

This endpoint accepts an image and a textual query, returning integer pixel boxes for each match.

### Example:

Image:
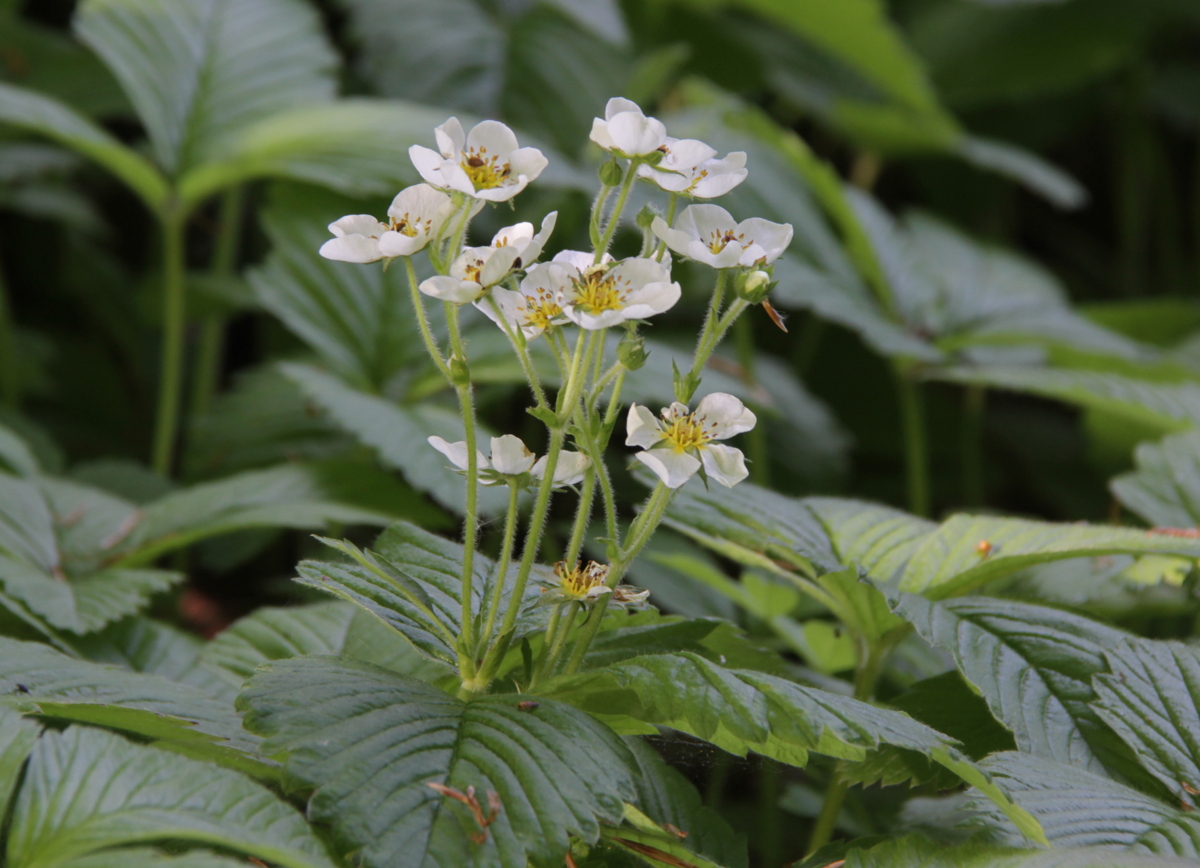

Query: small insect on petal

[976,539,992,556]
[517,700,540,711]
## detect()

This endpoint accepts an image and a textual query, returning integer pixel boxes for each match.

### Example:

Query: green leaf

[834,834,1198,868]
[955,135,1087,210]
[280,362,509,515]
[56,849,255,868]
[109,462,391,567]
[7,726,335,868]
[624,738,748,868]
[0,81,167,209]
[0,706,39,824]
[239,656,637,868]
[74,0,336,177]
[893,594,1156,789]
[71,616,223,692]
[972,752,1200,856]
[0,636,269,776]
[0,421,41,477]
[1092,640,1200,808]
[0,472,58,571]
[888,671,1016,761]
[1111,428,1200,528]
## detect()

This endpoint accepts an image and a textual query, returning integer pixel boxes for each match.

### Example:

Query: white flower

[421,212,556,304]
[428,434,535,486]
[590,97,667,157]
[626,393,756,489]
[652,204,793,269]
[410,117,548,202]
[637,138,748,198]
[478,262,571,338]
[540,560,649,607]
[533,450,590,487]
[319,184,456,263]
[556,256,681,330]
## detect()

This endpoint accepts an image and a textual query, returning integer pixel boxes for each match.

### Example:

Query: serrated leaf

[0,81,167,208]
[239,656,636,868]
[0,422,41,476]
[0,706,39,823]
[72,616,227,696]
[0,473,58,571]
[888,671,1016,761]
[7,727,335,868]
[832,834,1197,868]
[1092,639,1200,808]
[74,0,336,176]
[1111,428,1200,528]
[971,752,1200,856]
[893,594,1156,789]
[56,848,254,868]
[0,637,268,776]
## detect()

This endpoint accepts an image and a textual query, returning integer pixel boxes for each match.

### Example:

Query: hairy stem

[404,257,453,382]
[445,302,480,677]
[479,482,521,650]
[595,160,639,263]
[564,469,597,568]
[734,315,769,484]
[152,206,188,477]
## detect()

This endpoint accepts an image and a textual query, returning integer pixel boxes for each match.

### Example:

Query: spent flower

[541,560,650,606]
[626,393,756,488]
[652,204,793,269]
[411,118,548,202]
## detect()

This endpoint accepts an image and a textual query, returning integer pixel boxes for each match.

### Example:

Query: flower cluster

[316,98,792,690]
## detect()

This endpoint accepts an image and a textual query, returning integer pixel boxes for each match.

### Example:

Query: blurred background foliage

[3,1,1200,861]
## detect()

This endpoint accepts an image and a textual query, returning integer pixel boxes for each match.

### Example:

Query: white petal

[625,404,663,449]
[663,138,716,168]
[680,203,737,240]
[319,235,383,263]
[409,145,447,187]
[610,256,672,289]
[387,183,453,225]
[420,275,482,303]
[589,118,616,151]
[475,287,526,334]
[700,443,749,487]
[489,434,536,475]
[377,230,427,257]
[439,161,479,196]
[509,147,548,183]
[434,117,465,158]
[636,449,701,489]
[606,111,667,156]
[651,217,696,260]
[552,451,591,485]
[552,249,598,272]
[622,280,681,319]
[479,245,520,286]
[428,435,486,472]
[694,392,756,438]
[467,120,519,160]
[520,211,557,265]
[605,97,643,119]
[329,214,387,238]
[738,217,793,264]
[492,222,534,250]
[690,168,748,199]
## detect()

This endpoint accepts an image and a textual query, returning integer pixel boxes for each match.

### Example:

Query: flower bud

[635,204,657,230]
[617,330,648,371]
[736,269,773,304]
[598,159,624,187]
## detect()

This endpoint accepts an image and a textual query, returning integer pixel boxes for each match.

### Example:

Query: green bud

[641,148,666,166]
[635,204,658,230]
[617,331,648,370]
[449,355,471,386]
[735,268,773,304]
[598,159,624,187]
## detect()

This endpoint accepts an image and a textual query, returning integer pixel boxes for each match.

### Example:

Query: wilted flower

[541,560,650,606]
[590,97,667,158]
[638,138,748,199]
[421,213,556,304]
[626,393,756,488]
[319,184,455,263]
[652,205,793,269]
[554,254,681,330]
[410,118,548,202]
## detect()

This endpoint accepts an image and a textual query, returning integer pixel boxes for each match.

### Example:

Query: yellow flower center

[661,409,715,452]
[518,285,562,331]
[462,256,485,284]
[572,266,629,314]
[706,228,743,255]
[554,560,609,599]
[461,147,512,191]
[389,211,429,238]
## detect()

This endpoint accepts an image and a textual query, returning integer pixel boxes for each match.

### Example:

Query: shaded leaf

[834,834,1196,868]
[0,706,39,824]
[1111,428,1200,528]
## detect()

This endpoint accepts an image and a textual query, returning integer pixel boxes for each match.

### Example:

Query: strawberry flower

[420,213,556,304]
[319,184,455,263]
[638,138,748,199]
[626,393,756,488]
[428,435,588,488]
[553,252,680,330]
[652,204,793,269]
[410,118,548,202]
[589,97,668,158]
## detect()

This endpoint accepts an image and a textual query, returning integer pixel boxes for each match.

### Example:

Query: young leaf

[893,594,1155,789]
[239,656,637,868]
[1110,428,1200,528]
[0,81,167,209]
[74,0,337,176]
[1092,639,1200,808]
[971,752,1200,857]
[7,726,336,868]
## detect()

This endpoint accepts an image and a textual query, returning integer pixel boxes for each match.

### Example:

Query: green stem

[189,186,245,418]
[589,182,614,251]
[445,303,480,676]
[534,601,580,684]
[757,761,782,868]
[895,367,930,517]
[961,385,986,508]
[404,257,453,382]
[564,469,597,568]
[0,250,19,409]
[441,199,475,273]
[654,193,678,262]
[595,160,639,263]
[152,206,188,477]
[479,482,521,649]
[486,294,549,409]
[734,315,769,484]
